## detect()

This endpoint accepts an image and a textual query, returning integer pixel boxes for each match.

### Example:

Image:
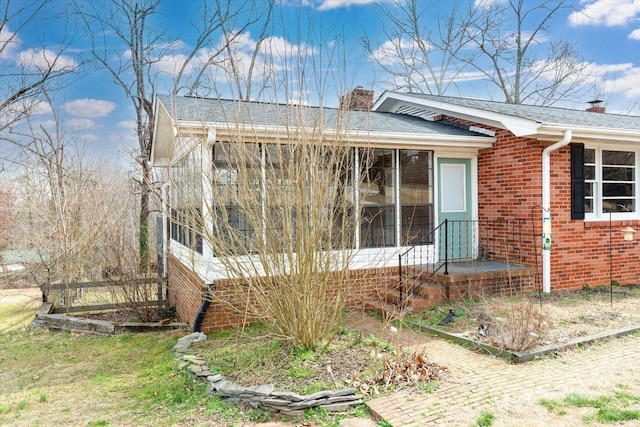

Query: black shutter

[570,143,585,220]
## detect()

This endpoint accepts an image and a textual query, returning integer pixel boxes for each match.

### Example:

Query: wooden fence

[42,277,167,314]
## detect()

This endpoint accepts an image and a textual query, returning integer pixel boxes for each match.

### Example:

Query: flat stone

[290,399,321,409]
[247,384,274,395]
[207,374,225,383]
[339,418,378,427]
[329,388,357,397]
[326,395,362,404]
[271,391,305,401]
[320,403,351,412]
[262,398,292,406]
[187,364,203,373]
[217,383,245,396]
[302,390,332,401]
[210,379,233,392]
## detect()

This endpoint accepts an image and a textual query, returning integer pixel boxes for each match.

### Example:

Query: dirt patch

[411,285,640,351]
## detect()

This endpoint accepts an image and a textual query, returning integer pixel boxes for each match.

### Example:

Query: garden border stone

[171,332,363,415]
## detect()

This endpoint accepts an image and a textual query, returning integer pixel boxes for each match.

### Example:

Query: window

[171,147,203,254]
[585,147,636,217]
[400,150,433,245]
[359,148,396,247]
[177,142,436,255]
[212,142,260,253]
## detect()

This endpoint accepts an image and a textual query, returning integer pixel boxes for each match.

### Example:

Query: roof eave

[538,124,640,144]
[373,91,540,137]
[172,121,495,149]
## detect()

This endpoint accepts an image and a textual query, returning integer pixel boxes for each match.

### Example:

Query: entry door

[438,158,473,260]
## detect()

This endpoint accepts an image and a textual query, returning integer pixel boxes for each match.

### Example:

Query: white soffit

[375,94,541,137]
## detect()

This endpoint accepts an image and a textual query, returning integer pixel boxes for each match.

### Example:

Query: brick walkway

[356,312,640,426]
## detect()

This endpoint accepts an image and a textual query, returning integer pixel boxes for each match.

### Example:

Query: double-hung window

[584,147,637,218]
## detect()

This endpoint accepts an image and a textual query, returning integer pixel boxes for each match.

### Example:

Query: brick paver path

[351,311,640,426]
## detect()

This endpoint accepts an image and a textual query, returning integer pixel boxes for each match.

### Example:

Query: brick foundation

[436,268,536,301]
[167,255,397,332]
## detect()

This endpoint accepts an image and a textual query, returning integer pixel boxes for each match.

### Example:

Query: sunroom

[151,94,496,286]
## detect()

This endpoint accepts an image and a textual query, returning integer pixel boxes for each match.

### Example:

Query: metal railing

[397,218,526,305]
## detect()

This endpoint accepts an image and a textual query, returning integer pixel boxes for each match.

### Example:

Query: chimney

[586,99,606,113]
[339,86,374,111]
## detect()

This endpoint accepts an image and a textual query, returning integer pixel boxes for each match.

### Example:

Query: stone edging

[171,332,364,415]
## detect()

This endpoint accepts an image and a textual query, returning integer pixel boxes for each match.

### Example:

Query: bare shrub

[489,301,549,351]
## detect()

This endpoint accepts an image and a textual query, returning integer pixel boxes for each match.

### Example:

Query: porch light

[622,226,636,242]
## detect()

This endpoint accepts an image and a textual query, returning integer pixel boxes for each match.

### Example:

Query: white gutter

[161,182,171,278]
[541,130,572,293]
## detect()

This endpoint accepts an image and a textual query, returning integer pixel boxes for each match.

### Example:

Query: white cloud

[117,120,137,131]
[474,0,506,9]
[370,38,431,66]
[153,31,317,86]
[66,118,96,131]
[65,99,116,118]
[317,0,381,11]
[258,35,316,58]
[17,48,77,73]
[0,27,21,61]
[605,65,640,97]
[629,28,640,39]
[569,0,640,27]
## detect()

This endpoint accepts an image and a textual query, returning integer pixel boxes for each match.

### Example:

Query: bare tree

[368,0,587,105]
[462,0,587,105]
[0,0,77,145]
[365,0,479,95]
[0,186,17,251]
[74,0,274,271]
[11,96,122,312]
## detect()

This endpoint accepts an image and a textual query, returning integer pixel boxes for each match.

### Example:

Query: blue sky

[6,0,640,165]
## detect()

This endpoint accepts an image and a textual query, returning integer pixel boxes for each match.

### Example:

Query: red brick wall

[449,116,640,291]
[168,255,395,332]
[167,255,203,330]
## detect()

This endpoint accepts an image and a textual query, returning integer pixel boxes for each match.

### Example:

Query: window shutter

[570,143,585,220]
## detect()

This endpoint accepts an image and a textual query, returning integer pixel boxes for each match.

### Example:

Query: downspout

[161,182,171,279]
[193,284,213,332]
[541,130,572,293]
[194,130,217,333]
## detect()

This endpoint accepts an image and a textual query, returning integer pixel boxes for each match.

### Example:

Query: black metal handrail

[397,218,526,306]
[398,219,449,306]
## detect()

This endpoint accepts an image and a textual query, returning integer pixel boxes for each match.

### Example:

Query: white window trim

[585,144,639,221]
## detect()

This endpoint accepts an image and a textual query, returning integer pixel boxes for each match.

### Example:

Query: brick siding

[460,117,640,291]
[167,255,396,332]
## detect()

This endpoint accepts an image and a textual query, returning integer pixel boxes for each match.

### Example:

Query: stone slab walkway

[365,317,640,426]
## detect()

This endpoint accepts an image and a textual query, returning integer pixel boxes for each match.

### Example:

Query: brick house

[150,91,640,332]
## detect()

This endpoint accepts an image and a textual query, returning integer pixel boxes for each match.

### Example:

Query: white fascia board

[150,98,174,167]
[538,124,640,144]
[374,92,540,137]
[174,120,495,150]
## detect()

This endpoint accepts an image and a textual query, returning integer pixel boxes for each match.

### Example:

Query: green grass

[475,410,495,426]
[540,387,640,424]
[0,301,375,426]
